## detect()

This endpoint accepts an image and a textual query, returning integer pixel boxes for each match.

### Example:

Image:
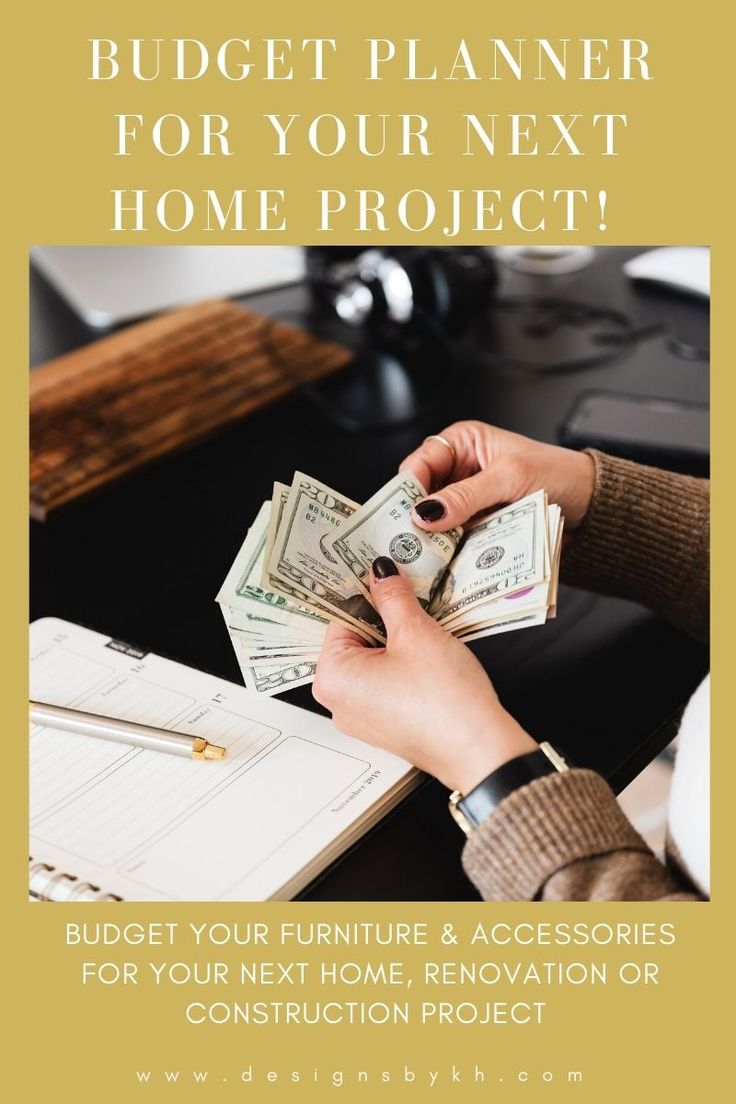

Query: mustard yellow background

[3,1,728,1099]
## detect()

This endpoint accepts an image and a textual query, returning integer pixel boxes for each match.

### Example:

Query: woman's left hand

[313,558,536,794]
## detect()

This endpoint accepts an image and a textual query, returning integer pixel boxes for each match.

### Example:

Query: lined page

[30,618,413,901]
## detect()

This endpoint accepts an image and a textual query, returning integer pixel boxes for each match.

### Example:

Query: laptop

[31,246,306,328]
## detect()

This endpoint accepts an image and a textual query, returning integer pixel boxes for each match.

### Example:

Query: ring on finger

[423,434,456,465]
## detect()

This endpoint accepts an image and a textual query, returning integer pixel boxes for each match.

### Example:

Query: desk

[30,247,710,900]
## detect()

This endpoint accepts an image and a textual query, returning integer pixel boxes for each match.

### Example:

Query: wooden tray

[30,299,349,520]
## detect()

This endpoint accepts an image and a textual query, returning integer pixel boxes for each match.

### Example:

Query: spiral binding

[29,858,121,902]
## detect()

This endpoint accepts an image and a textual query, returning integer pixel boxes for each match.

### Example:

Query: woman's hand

[401,421,596,532]
[313,559,536,795]
[314,421,592,791]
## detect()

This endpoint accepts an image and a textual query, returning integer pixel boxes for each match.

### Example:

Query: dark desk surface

[29,247,710,900]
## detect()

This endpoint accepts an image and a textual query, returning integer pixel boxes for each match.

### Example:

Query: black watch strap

[449,742,569,836]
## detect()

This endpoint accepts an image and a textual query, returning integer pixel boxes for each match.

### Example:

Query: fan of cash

[216,471,563,696]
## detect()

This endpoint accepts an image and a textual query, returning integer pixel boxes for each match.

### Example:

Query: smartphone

[559,391,709,476]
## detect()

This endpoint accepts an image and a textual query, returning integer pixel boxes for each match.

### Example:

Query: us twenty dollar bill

[327,472,462,608]
[217,471,563,698]
[230,636,318,696]
[217,502,328,639]
[429,491,548,623]
[268,472,386,643]
[216,501,328,694]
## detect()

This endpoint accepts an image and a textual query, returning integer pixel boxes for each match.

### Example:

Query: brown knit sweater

[461,451,710,902]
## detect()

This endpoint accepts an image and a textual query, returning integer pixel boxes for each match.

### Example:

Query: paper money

[429,491,547,623]
[234,650,318,696]
[268,472,386,643]
[217,471,563,696]
[217,500,328,694]
[327,472,462,608]
[217,502,329,639]
[261,481,291,589]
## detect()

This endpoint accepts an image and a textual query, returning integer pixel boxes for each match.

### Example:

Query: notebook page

[30,618,414,901]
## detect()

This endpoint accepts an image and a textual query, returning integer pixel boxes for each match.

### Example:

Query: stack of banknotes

[216,471,563,696]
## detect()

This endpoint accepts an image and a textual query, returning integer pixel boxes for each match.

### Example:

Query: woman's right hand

[401,421,596,533]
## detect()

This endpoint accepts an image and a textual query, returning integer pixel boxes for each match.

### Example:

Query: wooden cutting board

[30,299,350,520]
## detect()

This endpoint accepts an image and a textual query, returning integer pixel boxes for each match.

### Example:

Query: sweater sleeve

[461,770,703,901]
[561,451,709,643]
[460,454,709,902]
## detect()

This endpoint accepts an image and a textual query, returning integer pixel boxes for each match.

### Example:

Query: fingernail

[372,556,399,580]
[415,499,446,522]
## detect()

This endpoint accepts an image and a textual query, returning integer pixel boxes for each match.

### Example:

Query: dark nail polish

[415,499,446,522]
[372,556,399,580]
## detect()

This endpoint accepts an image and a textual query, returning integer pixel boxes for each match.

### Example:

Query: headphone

[306,246,497,336]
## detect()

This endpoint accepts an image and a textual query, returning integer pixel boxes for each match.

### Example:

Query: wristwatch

[448,742,570,837]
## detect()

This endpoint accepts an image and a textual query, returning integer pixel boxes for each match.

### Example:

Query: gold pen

[29,701,227,761]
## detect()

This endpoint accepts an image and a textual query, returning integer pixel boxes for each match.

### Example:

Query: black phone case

[558,390,709,477]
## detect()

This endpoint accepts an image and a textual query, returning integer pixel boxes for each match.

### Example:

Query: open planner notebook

[29,619,419,901]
